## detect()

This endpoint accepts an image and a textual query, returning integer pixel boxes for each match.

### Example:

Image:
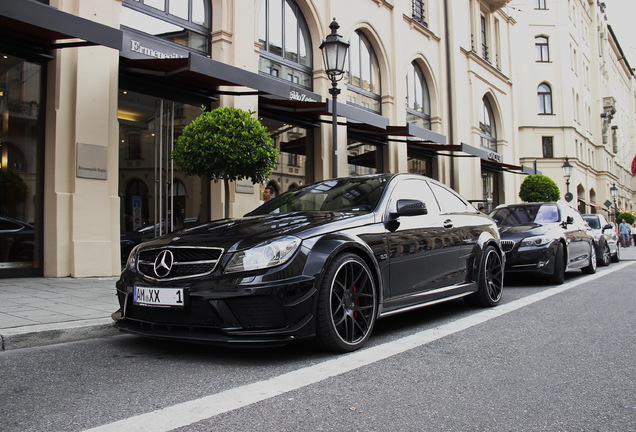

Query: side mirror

[560,216,574,229]
[602,223,613,232]
[394,199,428,217]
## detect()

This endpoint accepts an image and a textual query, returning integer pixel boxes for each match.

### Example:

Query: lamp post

[610,182,618,223]
[320,18,349,179]
[561,156,573,202]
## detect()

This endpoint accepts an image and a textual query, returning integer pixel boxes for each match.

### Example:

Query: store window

[480,97,497,151]
[347,31,381,113]
[347,142,382,175]
[406,61,431,129]
[0,54,43,274]
[121,0,211,54]
[258,0,313,89]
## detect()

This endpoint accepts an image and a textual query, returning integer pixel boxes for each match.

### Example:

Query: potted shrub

[173,107,278,218]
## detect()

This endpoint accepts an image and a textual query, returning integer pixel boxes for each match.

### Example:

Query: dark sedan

[113,174,504,352]
[491,202,596,285]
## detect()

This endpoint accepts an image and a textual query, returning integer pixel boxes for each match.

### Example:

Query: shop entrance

[0,53,43,276]
[118,91,200,260]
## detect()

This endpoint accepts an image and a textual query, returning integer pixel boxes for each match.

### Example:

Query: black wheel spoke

[329,258,377,345]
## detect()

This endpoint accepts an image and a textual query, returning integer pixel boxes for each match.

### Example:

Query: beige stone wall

[43,0,122,277]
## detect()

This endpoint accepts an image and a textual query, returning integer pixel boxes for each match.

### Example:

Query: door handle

[443,219,453,229]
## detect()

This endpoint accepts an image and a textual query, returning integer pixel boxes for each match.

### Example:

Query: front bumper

[112,274,318,346]
[503,243,557,275]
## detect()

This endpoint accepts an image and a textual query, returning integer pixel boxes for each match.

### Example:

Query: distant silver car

[582,214,620,265]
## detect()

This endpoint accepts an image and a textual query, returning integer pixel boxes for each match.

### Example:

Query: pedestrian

[618,218,630,247]
[263,186,274,202]
[479,206,487,214]
[631,223,636,247]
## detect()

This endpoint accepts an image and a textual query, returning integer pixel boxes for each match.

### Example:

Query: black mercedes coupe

[113,174,504,352]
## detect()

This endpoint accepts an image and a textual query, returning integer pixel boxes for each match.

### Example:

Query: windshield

[246,177,388,216]
[491,204,560,226]
[583,216,600,229]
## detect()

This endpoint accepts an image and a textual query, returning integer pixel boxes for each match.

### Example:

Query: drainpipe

[443,0,455,190]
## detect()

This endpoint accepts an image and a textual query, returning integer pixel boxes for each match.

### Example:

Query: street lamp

[610,182,618,222]
[320,18,349,179]
[561,156,573,202]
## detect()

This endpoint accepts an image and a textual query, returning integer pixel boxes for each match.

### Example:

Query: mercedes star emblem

[154,249,174,278]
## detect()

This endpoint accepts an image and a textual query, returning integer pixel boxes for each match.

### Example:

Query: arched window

[347,30,381,113]
[406,62,431,129]
[538,83,553,114]
[480,97,497,150]
[258,0,312,89]
[121,0,211,54]
[535,36,549,62]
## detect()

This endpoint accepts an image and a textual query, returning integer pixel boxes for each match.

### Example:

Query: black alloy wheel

[466,245,504,307]
[316,253,377,352]
[611,245,620,263]
[598,242,611,266]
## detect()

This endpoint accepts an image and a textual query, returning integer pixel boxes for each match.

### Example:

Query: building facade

[511,0,635,217]
[0,0,631,279]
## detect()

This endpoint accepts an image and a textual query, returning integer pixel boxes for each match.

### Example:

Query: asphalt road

[2,262,635,432]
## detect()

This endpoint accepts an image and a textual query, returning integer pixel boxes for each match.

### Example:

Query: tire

[598,242,611,267]
[611,244,620,263]
[315,253,377,352]
[548,242,565,285]
[581,242,597,274]
[465,245,504,307]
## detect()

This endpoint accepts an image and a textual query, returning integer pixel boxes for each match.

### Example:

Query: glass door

[118,91,198,261]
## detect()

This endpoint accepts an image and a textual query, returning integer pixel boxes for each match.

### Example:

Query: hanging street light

[610,182,619,222]
[320,18,349,179]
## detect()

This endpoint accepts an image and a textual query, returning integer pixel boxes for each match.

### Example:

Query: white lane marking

[83,262,634,432]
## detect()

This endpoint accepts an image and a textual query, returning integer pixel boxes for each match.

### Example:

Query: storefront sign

[121,30,188,60]
[76,143,107,180]
[235,180,255,194]
[289,90,318,102]
[487,151,503,163]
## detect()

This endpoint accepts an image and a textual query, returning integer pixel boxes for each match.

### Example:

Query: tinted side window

[387,179,440,215]
[429,182,470,213]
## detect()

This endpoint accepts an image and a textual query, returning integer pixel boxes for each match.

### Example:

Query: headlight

[125,244,142,271]
[520,235,550,247]
[225,236,301,273]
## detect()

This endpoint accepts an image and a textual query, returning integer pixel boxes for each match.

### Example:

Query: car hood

[497,223,556,239]
[142,211,373,252]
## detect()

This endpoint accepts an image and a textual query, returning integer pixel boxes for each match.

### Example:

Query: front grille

[500,240,515,253]
[137,246,223,281]
[225,296,287,330]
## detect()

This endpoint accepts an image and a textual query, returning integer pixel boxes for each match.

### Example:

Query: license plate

[133,286,184,307]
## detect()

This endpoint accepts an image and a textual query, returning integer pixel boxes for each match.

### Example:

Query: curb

[0,318,119,351]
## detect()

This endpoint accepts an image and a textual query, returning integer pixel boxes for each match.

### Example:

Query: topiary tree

[518,174,560,202]
[173,107,278,218]
[616,212,635,224]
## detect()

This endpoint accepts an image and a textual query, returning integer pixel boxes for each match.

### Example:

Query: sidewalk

[2,246,636,351]
[0,276,119,350]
